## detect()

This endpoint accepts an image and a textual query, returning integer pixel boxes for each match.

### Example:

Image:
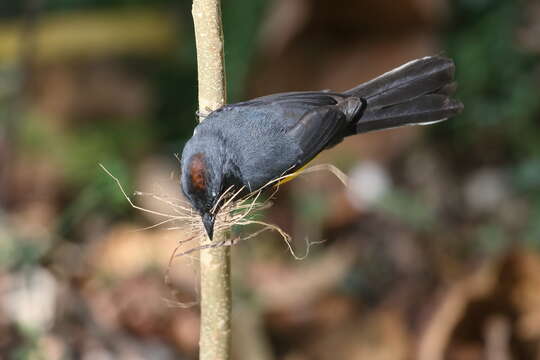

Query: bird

[180,55,463,240]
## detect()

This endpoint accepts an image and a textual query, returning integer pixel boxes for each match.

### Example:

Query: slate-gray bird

[180,56,463,239]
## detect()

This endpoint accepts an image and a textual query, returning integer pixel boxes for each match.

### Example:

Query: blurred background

[1,0,539,359]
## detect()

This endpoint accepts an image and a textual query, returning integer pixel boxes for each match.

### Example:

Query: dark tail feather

[345,56,463,134]
[356,94,463,133]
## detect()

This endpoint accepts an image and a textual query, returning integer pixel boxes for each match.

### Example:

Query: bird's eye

[212,191,217,197]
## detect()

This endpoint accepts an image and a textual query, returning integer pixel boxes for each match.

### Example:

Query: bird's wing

[233,91,344,108]
[285,104,348,168]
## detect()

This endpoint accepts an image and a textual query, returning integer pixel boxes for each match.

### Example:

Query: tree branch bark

[191,1,231,359]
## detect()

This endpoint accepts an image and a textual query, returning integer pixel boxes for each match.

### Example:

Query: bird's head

[180,137,226,240]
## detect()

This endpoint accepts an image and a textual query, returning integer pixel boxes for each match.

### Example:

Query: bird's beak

[202,213,216,240]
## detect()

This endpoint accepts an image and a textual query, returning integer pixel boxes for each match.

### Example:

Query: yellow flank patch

[276,161,311,186]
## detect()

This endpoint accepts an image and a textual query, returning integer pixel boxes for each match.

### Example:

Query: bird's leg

[196,106,214,119]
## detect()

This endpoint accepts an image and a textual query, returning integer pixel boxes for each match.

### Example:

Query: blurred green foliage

[440,0,540,246]
[377,190,436,231]
[222,0,269,101]
[442,0,540,154]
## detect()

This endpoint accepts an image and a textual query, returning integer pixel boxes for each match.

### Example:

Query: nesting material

[99,163,347,260]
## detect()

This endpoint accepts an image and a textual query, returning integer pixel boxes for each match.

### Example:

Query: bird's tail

[344,56,463,134]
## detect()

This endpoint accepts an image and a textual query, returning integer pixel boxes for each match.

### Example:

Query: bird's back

[195,96,327,191]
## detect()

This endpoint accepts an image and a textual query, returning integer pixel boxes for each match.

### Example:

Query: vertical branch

[192,0,227,114]
[192,1,231,360]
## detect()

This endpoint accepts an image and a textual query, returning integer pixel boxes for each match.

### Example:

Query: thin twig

[192,0,231,358]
